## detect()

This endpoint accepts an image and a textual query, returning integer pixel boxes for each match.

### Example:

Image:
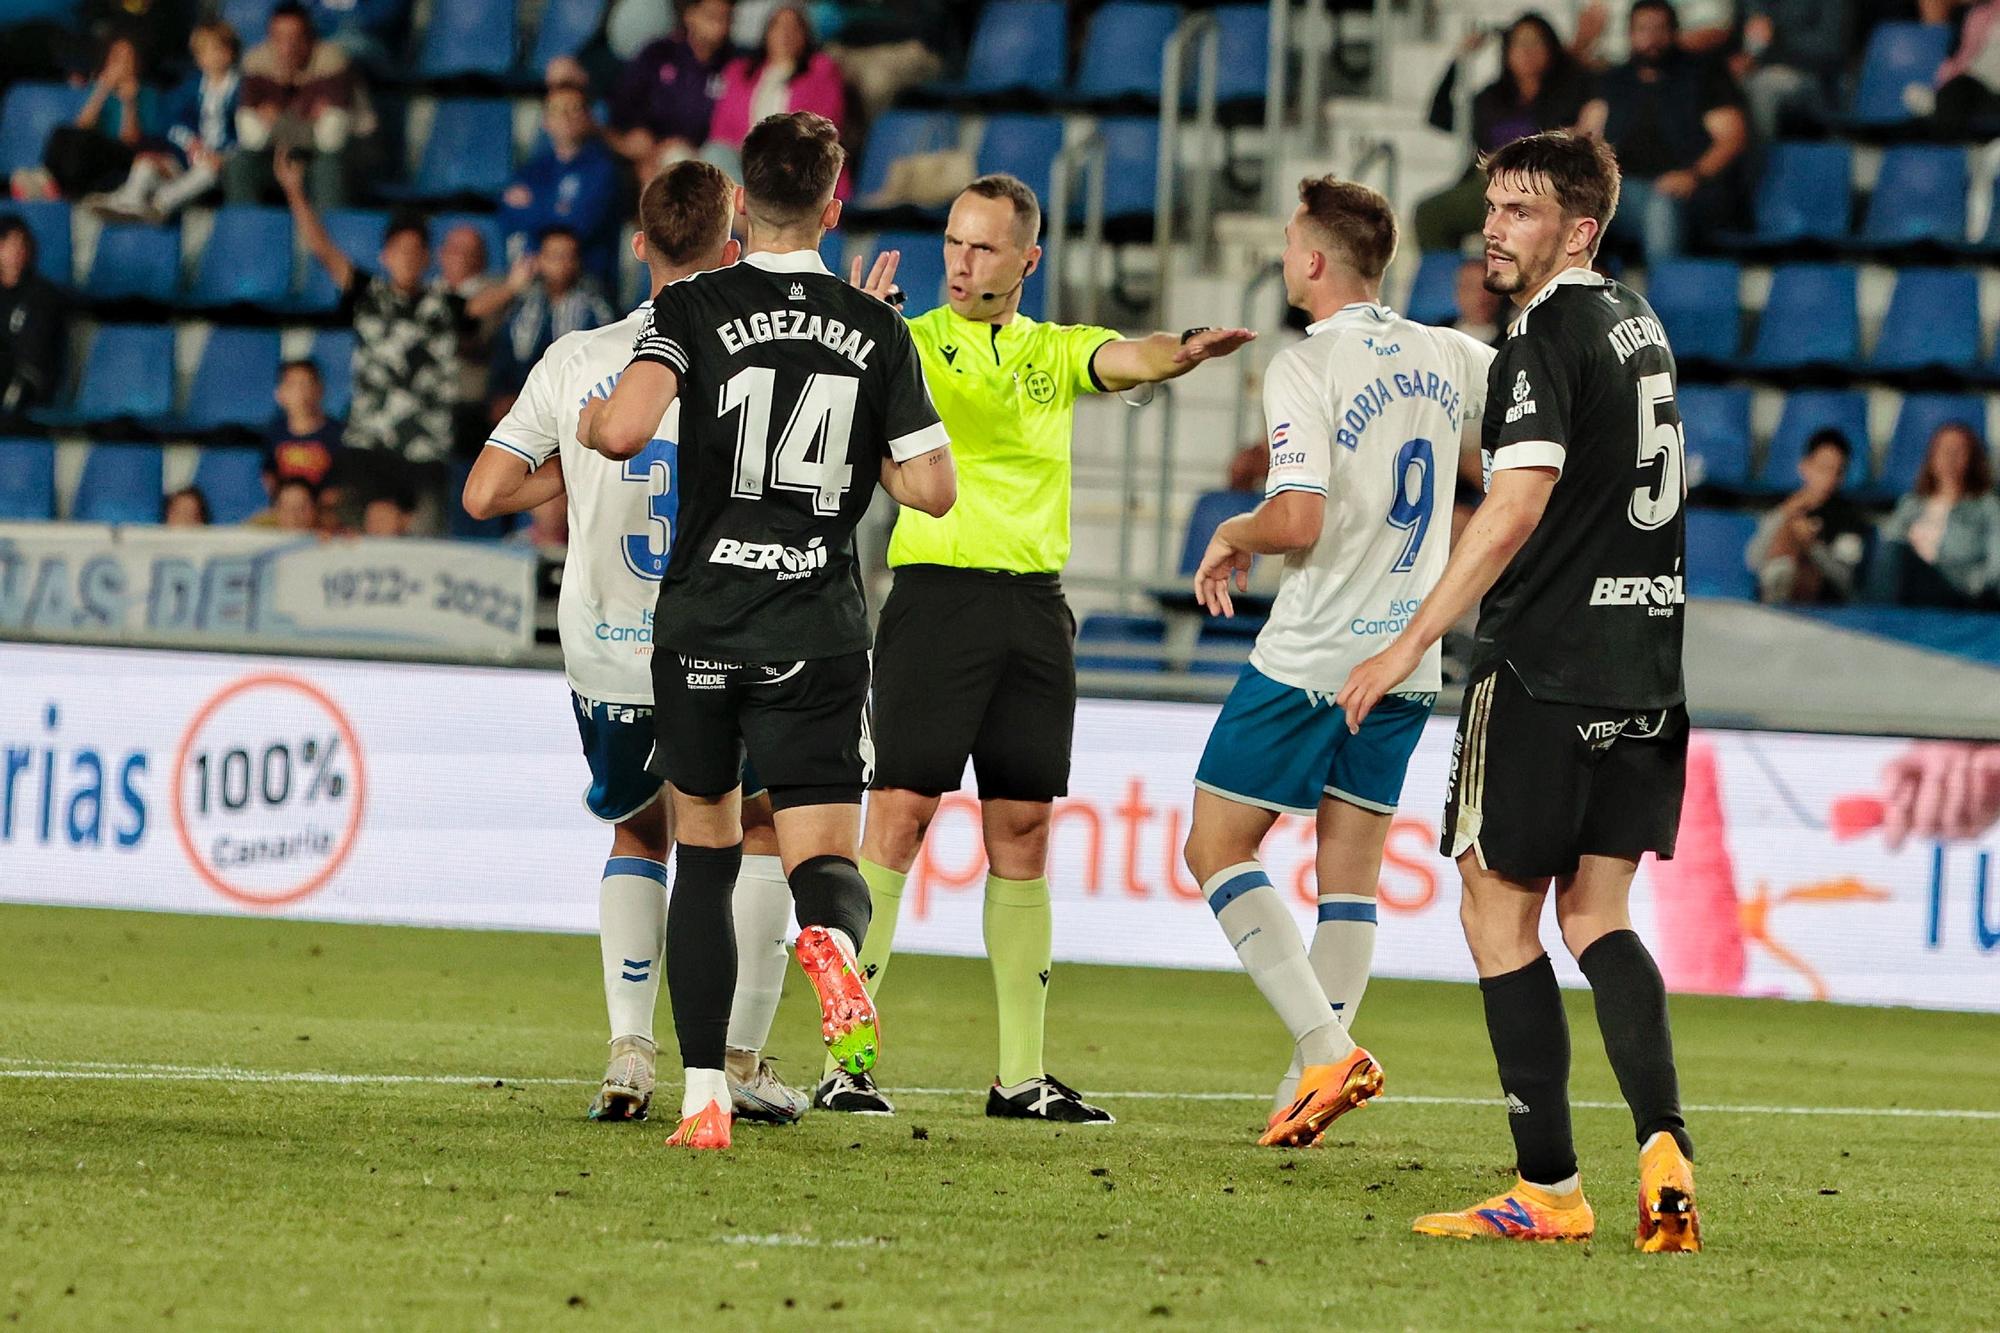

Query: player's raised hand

[850,249,901,303]
[1335,641,1422,734]
[1193,534,1253,619]
[1173,327,1257,365]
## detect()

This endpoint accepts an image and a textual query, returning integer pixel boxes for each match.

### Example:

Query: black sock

[1577,929,1693,1160]
[789,853,872,952]
[665,842,741,1071]
[1481,954,1578,1187]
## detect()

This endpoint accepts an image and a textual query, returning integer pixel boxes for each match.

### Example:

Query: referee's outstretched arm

[1089,326,1258,391]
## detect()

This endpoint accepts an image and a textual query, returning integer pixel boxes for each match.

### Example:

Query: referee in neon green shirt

[814,173,1254,1120]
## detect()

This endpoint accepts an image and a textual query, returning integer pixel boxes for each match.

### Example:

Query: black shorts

[1440,664,1688,881]
[870,565,1076,802]
[649,649,871,812]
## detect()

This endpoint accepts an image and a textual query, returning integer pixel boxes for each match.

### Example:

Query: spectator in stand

[1580,0,1748,261]
[1870,421,2000,608]
[509,491,569,555]
[264,359,345,496]
[1746,428,1870,605]
[0,215,67,428]
[609,0,735,177]
[500,84,622,285]
[93,20,242,220]
[361,488,417,537]
[1574,0,1735,65]
[252,476,323,532]
[43,36,163,202]
[821,2,960,120]
[488,228,616,410]
[1415,14,1590,253]
[1449,256,1506,345]
[436,224,538,459]
[163,486,212,527]
[1736,1,1856,141]
[706,5,849,194]
[227,2,373,209]
[1907,0,2000,138]
[280,148,520,531]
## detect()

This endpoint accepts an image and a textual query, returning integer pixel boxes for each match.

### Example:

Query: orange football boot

[795,925,879,1075]
[1636,1131,1702,1253]
[1257,1047,1383,1147]
[1412,1178,1596,1242]
[665,1099,732,1150]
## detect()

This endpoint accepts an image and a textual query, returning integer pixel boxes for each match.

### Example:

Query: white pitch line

[0,1060,1996,1121]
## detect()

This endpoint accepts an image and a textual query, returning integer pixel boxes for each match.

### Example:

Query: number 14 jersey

[629,249,947,663]
[1253,302,1495,695]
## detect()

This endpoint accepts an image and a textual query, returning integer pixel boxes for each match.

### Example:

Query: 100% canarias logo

[171,674,366,907]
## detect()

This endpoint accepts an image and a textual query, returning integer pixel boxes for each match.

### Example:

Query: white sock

[151,159,217,214]
[1205,862,1353,1067]
[681,1066,729,1118]
[599,856,667,1043]
[1311,893,1377,1029]
[829,927,857,960]
[724,853,793,1053]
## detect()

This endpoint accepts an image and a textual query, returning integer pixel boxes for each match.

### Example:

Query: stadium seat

[1858,146,1968,248]
[186,206,294,310]
[42,325,175,427]
[1879,392,1990,497]
[1746,264,1859,372]
[181,329,282,433]
[1076,613,1167,671]
[1645,257,1741,365]
[297,209,388,312]
[414,0,517,79]
[1213,5,1273,113]
[1098,116,1162,230]
[387,99,515,202]
[1192,617,1262,675]
[1676,384,1753,491]
[1760,389,1871,491]
[86,222,180,304]
[855,230,945,316]
[1870,268,1982,377]
[312,331,356,419]
[191,447,272,524]
[14,199,72,288]
[0,83,87,175]
[71,443,164,524]
[1178,490,1260,576]
[1849,22,1951,127]
[529,0,606,73]
[1073,2,1180,106]
[1683,509,1758,599]
[427,212,505,276]
[220,0,277,39]
[1404,251,1461,327]
[1743,141,1852,245]
[976,115,1067,220]
[0,438,58,520]
[853,109,962,206]
[954,0,1069,101]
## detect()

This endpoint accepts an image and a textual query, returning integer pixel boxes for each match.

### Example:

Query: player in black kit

[1337,132,1701,1252]
[579,112,956,1150]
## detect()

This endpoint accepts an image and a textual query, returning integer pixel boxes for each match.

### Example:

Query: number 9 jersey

[489,305,677,707]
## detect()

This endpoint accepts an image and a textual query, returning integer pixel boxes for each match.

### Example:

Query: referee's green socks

[985,873,1053,1087]
[822,858,906,1079]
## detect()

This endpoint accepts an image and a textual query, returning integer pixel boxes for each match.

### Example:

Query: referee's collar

[742,248,834,276]
[1305,301,1394,336]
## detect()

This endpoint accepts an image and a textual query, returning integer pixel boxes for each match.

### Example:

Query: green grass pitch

[2,904,1997,1330]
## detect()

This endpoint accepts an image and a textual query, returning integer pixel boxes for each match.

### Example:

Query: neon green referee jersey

[889,305,1120,574]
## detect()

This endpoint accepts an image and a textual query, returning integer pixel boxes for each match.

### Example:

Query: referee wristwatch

[1180,327,1212,344]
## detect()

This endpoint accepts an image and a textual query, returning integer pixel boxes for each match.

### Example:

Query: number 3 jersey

[489,304,677,706]
[1474,267,1687,710]
[1253,302,1495,695]
[628,249,948,663]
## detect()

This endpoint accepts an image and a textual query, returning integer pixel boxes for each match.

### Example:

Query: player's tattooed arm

[579,360,678,460]
[879,445,956,517]
[463,449,564,520]
[1091,328,1257,391]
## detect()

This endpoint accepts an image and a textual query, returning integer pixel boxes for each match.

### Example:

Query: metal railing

[1045,129,1108,326]
[1154,10,1221,323]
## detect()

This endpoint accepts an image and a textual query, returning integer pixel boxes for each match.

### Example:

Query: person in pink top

[706,5,850,196]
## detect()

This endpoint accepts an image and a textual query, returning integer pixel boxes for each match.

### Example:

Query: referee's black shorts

[870,564,1076,802]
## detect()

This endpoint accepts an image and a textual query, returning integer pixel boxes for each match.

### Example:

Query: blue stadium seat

[1879,393,1990,496]
[855,231,945,316]
[1676,385,1753,491]
[976,115,1066,219]
[1178,490,1259,576]
[1214,4,1273,109]
[182,328,282,433]
[297,209,388,312]
[1076,613,1167,671]
[220,0,278,39]
[191,447,272,524]
[71,443,164,524]
[1746,141,1851,245]
[0,438,58,520]
[529,0,606,72]
[427,212,505,276]
[0,83,88,175]
[43,325,175,426]
[1683,509,1758,599]
[1645,257,1740,363]
[1870,268,1981,375]
[14,200,72,288]
[853,110,961,204]
[390,99,515,201]
[1850,22,1951,127]
[414,0,517,79]
[186,206,294,310]
[1192,617,1263,675]
[312,330,356,419]
[1760,389,1871,491]
[1073,2,1180,105]
[956,0,1068,101]
[86,222,180,303]
[1099,116,1161,227]
[1859,146,1968,248]
[1405,251,1462,327]
[1747,264,1858,371]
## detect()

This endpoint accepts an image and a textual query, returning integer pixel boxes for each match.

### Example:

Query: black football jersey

[628,250,947,662]
[1472,268,1687,709]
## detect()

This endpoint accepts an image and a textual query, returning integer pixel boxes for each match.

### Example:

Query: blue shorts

[571,692,764,823]
[1193,666,1435,816]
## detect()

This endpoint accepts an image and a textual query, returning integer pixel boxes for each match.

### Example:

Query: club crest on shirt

[1505,369,1537,424]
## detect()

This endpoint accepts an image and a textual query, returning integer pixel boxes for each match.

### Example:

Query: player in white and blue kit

[462,163,808,1126]
[1181,177,1494,1147]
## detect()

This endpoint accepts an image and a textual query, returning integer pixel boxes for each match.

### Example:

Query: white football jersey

[1250,302,1497,695]
[488,305,677,705]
